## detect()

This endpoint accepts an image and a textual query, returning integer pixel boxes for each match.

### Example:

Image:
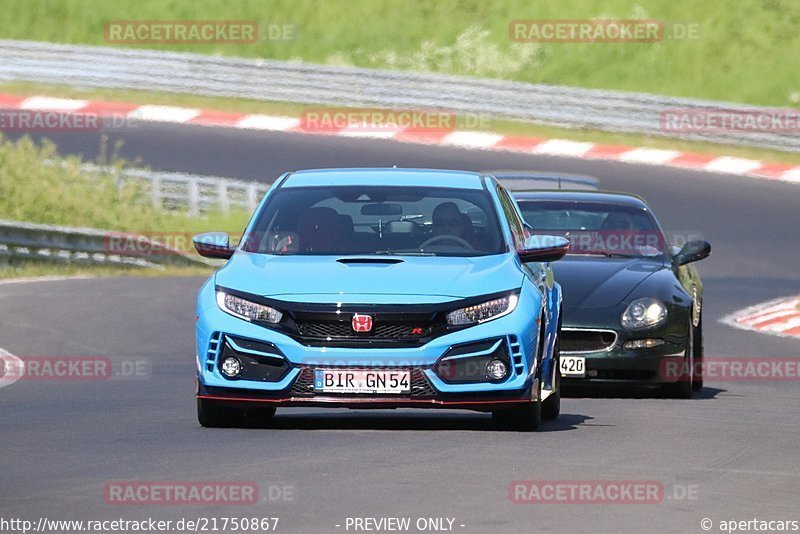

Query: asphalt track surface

[1,124,799,533]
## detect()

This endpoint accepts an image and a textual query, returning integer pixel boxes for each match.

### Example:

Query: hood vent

[336,258,404,265]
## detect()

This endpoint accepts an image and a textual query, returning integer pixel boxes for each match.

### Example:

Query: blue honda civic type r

[193,168,569,431]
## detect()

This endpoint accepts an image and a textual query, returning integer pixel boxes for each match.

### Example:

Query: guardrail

[82,165,269,215]
[0,219,211,268]
[1,39,798,152]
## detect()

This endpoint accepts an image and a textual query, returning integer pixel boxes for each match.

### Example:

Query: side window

[497,186,526,249]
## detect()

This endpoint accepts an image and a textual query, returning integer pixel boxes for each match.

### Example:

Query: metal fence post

[246,184,258,213]
[188,178,200,216]
[151,174,162,210]
[217,181,230,213]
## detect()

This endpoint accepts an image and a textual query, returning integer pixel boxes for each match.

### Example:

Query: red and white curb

[2,93,800,184]
[722,296,800,339]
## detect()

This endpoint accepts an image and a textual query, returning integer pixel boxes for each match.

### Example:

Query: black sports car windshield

[518,200,667,258]
[243,186,505,257]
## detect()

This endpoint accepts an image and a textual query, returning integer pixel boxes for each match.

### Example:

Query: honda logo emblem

[351,314,373,332]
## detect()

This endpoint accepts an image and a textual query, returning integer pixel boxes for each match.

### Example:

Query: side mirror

[673,240,710,266]
[518,235,570,263]
[193,232,235,259]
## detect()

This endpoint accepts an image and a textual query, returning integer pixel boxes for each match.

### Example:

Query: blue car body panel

[214,253,524,301]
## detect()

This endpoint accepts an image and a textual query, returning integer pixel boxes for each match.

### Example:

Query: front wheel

[197,398,244,428]
[542,339,561,420]
[692,315,704,392]
[664,319,694,399]
[492,379,542,432]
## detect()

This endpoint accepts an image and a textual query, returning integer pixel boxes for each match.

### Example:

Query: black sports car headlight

[621,298,667,330]
[446,294,519,326]
[216,291,283,323]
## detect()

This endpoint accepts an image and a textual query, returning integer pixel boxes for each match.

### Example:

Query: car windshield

[242,186,505,257]
[517,200,667,257]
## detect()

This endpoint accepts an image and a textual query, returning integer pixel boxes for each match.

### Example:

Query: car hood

[552,256,665,308]
[215,251,523,304]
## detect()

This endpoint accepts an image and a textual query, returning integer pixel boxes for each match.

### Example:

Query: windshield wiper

[373,251,438,256]
[577,251,639,258]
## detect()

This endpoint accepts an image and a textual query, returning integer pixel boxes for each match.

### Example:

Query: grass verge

[0,262,213,280]
[0,133,250,278]
[0,133,252,232]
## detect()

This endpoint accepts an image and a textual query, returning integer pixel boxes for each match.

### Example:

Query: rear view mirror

[674,240,711,266]
[518,235,570,263]
[361,203,402,216]
[193,232,235,259]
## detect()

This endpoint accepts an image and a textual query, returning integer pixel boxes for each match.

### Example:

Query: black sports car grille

[296,320,428,340]
[561,329,617,353]
[289,367,436,397]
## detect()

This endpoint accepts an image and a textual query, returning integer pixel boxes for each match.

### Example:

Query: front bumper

[197,380,536,411]
[196,282,549,410]
[561,330,689,385]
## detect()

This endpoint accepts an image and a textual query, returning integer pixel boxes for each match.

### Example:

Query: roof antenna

[558,177,562,190]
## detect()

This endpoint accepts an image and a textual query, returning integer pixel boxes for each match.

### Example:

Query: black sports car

[512,190,711,397]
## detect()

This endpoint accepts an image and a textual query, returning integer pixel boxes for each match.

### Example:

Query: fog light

[486,359,507,380]
[623,338,665,350]
[220,357,242,377]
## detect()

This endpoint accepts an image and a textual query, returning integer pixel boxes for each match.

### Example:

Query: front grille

[217,285,521,348]
[296,320,429,340]
[561,329,617,354]
[289,367,436,397]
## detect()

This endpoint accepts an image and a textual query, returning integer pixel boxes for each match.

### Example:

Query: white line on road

[0,347,24,390]
[0,275,96,286]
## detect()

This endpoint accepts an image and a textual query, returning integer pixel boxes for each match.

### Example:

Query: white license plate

[560,356,586,377]
[314,369,411,394]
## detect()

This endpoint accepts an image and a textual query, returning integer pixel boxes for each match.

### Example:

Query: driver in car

[431,202,475,248]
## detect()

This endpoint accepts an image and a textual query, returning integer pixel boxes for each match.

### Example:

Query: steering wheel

[419,235,476,251]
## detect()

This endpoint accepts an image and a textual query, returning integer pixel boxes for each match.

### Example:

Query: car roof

[280,168,485,190]
[488,171,599,190]
[512,190,650,208]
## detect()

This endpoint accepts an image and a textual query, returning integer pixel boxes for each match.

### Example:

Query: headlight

[216,291,283,323]
[621,298,667,330]
[446,294,519,326]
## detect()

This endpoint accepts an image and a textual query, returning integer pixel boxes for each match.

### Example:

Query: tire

[542,338,561,421]
[664,319,694,399]
[247,406,277,419]
[492,400,541,431]
[692,315,704,392]
[244,406,278,427]
[197,398,244,428]
[493,376,542,432]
